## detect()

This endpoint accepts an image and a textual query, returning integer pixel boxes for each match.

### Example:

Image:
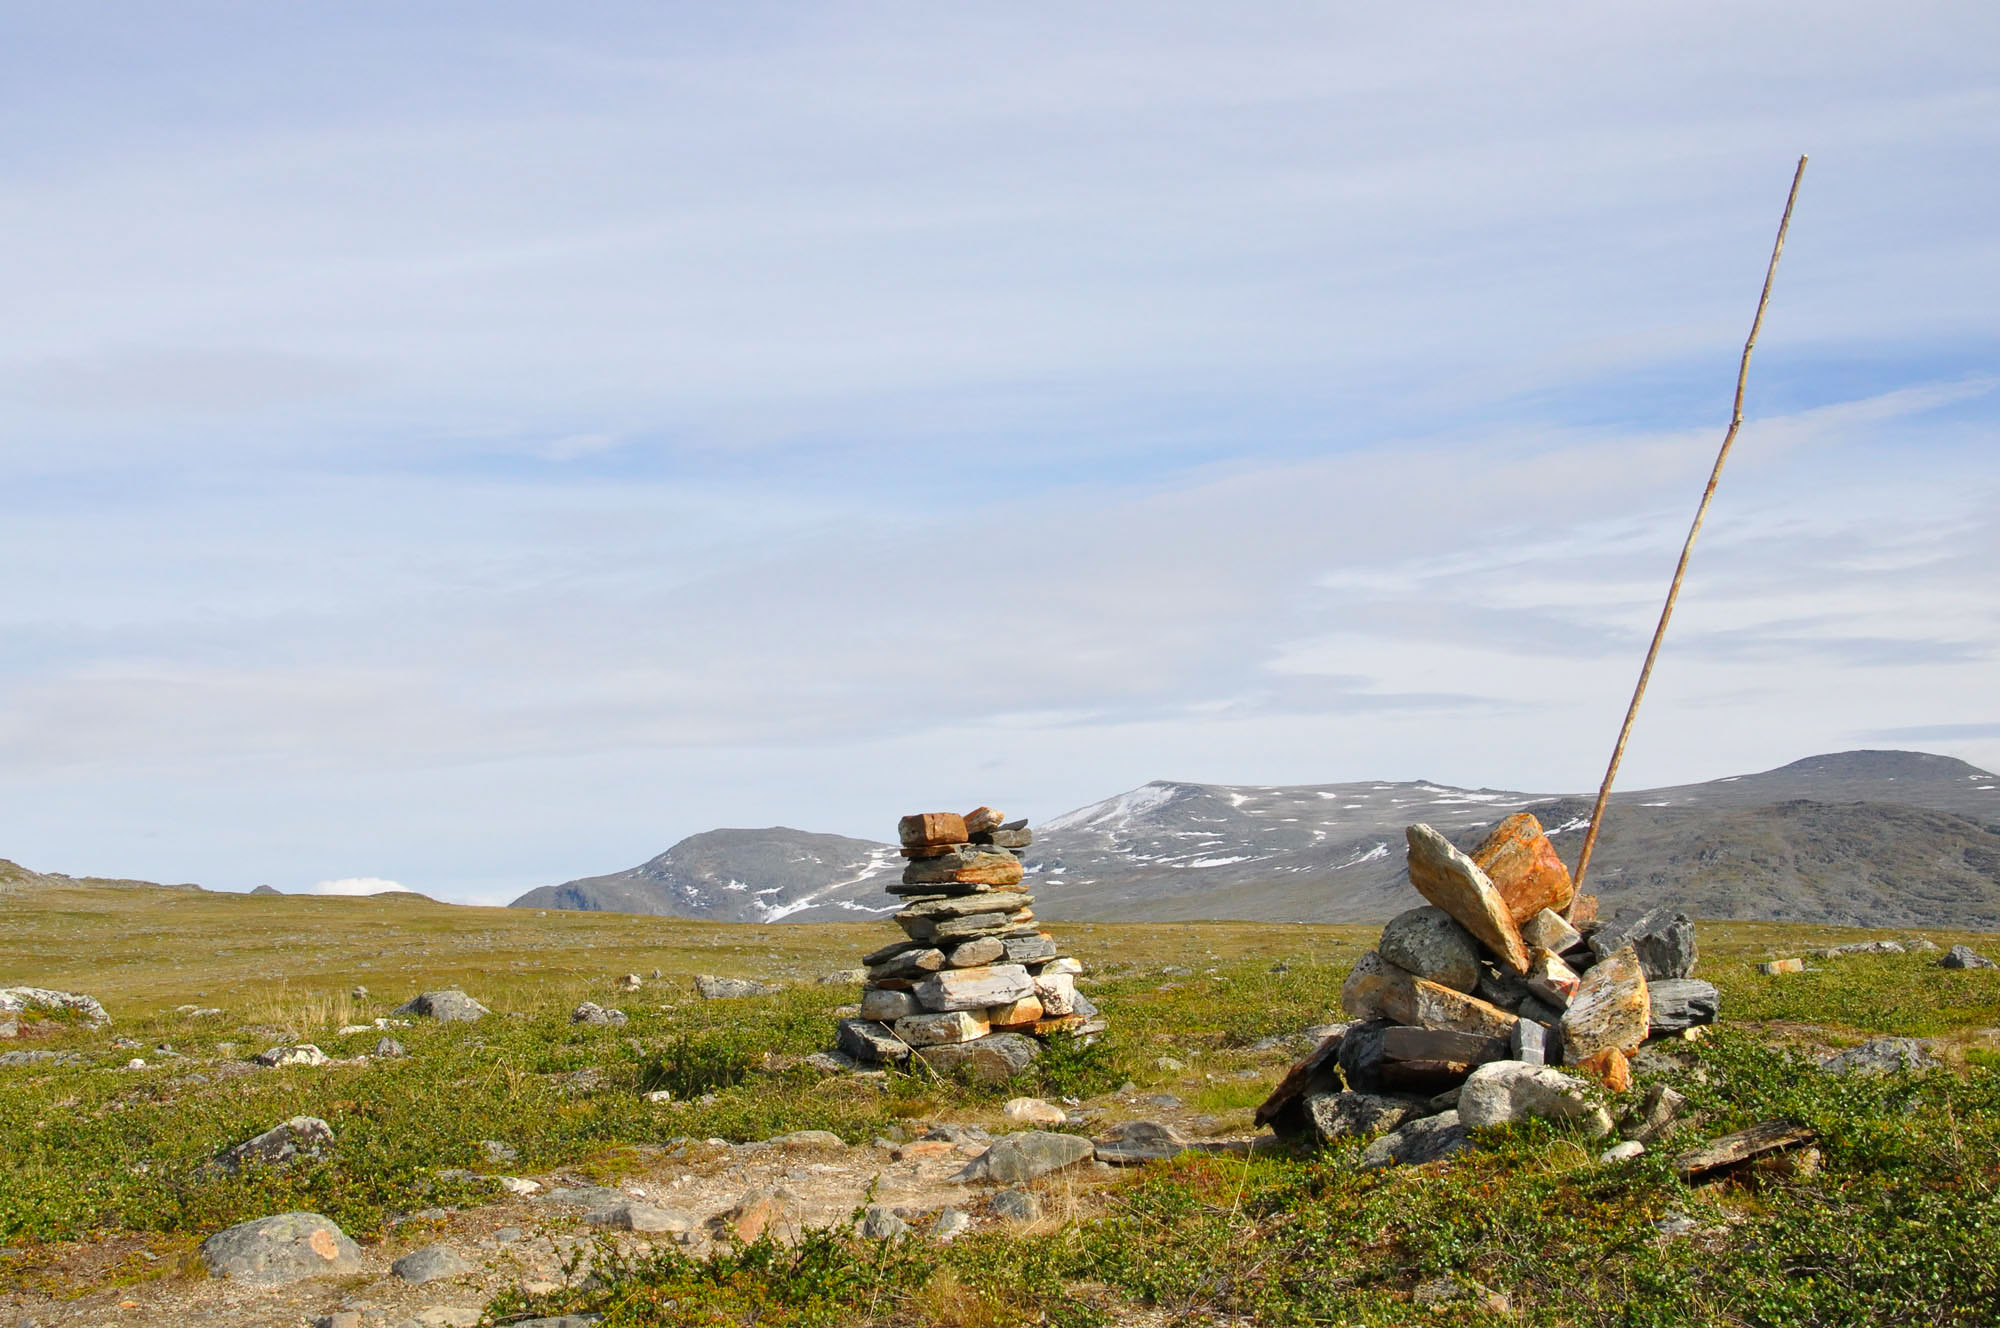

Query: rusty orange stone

[1574,1047,1632,1093]
[1472,812,1576,923]
[1568,893,1599,926]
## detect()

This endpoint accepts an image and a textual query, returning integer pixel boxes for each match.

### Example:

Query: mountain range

[506,750,2000,929]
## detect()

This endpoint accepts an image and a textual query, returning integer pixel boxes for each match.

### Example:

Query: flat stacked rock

[1259,813,1719,1146]
[836,807,1103,1077]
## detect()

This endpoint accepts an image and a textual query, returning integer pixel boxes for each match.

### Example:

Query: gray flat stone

[391,1244,473,1284]
[390,990,489,1022]
[953,1130,1093,1184]
[199,1212,363,1285]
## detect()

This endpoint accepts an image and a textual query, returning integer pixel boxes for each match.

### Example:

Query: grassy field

[5,886,2000,1325]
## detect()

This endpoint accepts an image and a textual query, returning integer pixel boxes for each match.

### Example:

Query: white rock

[1002,1096,1068,1125]
[1600,1140,1645,1163]
[1457,1061,1612,1138]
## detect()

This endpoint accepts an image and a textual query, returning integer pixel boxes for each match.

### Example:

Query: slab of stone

[963,806,1006,834]
[895,1010,990,1047]
[1625,1082,1689,1144]
[979,827,1034,850]
[1819,1036,1939,1075]
[868,948,947,980]
[945,937,1007,968]
[1357,1110,1472,1170]
[860,988,920,1021]
[984,995,1044,1029]
[1673,1120,1816,1178]
[1002,935,1059,965]
[836,1018,911,1064]
[952,1130,1094,1183]
[255,1044,329,1068]
[1300,1091,1427,1144]
[1510,1019,1546,1066]
[915,964,1034,1012]
[1340,952,1518,1038]
[1941,944,1998,970]
[390,990,489,1022]
[1647,979,1720,1033]
[1520,908,1583,955]
[587,1202,693,1234]
[1378,906,1482,993]
[1469,812,1575,922]
[212,1116,334,1173]
[916,1032,1041,1082]
[900,812,969,847]
[1562,945,1650,1064]
[862,937,931,966]
[1254,1026,1348,1131]
[1759,958,1804,975]
[1094,1120,1192,1166]
[0,987,111,1026]
[1588,909,1697,980]
[902,847,1025,887]
[1405,824,1530,974]
[391,1245,474,1284]
[198,1212,363,1285]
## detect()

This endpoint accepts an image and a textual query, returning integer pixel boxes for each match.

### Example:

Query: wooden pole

[1570,155,1808,896]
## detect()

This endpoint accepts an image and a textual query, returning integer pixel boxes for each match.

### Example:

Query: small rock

[1154,1055,1184,1072]
[479,1139,518,1164]
[587,1202,692,1234]
[695,975,782,999]
[619,973,643,990]
[1600,1139,1645,1163]
[819,968,869,985]
[1357,1110,1472,1170]
[1648,979,1720,1034]
[932,1207,972,1241]
[198,1212,364,1285]
[374,1036,407,1058]
[859,988,920,1021]
[715,1188,800,1243]
[990,1189,1041,1222]
[316,1313,363,1328]
[1819,1037,1939,1076]
[391,991,490,1022]
[212,1116,335,1173]
[1003,1096,1068,1125]
[803,1050,859,1074]
[768,1130,844,1150]
[413,1308,480,1328]
[1941,944,1998,970]
[859,1205,908,1241]
[1759,958,1804,975]
[254,1044,329,1068]
[836,1018,912,1065]
[953,1130,1094,1184]
[571,1002,628,1027]
[496,1177,542,1196]
[1520,908,1583,955]
[1511,1019,1546,1066]
[1093,1120,1190,1166]
[391,1245,474,1284]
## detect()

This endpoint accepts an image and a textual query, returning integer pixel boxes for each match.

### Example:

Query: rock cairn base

[1260,812,1719,1151]
[837,807,1103,1079]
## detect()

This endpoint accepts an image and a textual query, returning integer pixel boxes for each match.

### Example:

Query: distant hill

[509,750,2000,928]
[0,858,202,896]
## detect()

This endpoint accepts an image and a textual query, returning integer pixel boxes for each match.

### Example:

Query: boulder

[1377,906,1482,993]
[1340,952,1518,1038]
[0,987,111,1027]
[1819,1037,1939,1076]
[1646,979,1720,1034]
[587,1202,693,1234]
[198,1212,364,1285]
[391,990,489,1022]
[1588,910,1697,980]
[989,1189,1040,1221]
[860,1205,909,1241]
[836,1018,911,1064]
[1094,1120,1191,1166]
[953,1130,1094,1183]
[1520,908,1583,955]
[916,1032,1040,1082]
[1457,1062,1613,1137]
[1003,1097,1067,1125]
[1469,813,1575,922]
[1357,1111,1472,1170]
[1338,1022,1511,1095]
[1562,945,1650,1064]
[212,1116,335,1173]
[1299,1091,1427,1143]
[1940,945,1998,970]
[914,964,1034,1012]
[1404,824,1529,973]
[694,976,781,999]
[391,1245,474,1284]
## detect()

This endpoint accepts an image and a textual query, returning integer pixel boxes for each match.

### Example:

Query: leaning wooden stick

[1570,155,1808,897]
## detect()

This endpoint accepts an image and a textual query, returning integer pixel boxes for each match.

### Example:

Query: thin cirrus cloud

[0,4,1995,902]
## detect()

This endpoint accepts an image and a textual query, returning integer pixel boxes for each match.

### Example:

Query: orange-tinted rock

[901,847,1026,888]
[1568,893,1599,926]
[1340,951,1519,1038]
[1471,813,1575,923]
[1405,824,1530,974]
[899,812,969,848]
[1524,948,1581,1008]
[1562,944,1650,1063]
[963,806,1005,834]
[985,995,1045,1029]
[1574,1047,1632,1092]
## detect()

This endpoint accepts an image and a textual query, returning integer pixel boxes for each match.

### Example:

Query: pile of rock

[836,807,1103,1079]
[1260,813,1718,1155]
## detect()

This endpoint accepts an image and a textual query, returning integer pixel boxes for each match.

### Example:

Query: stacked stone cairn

[836,807,1104,1079]
[1258,813,1717,1162]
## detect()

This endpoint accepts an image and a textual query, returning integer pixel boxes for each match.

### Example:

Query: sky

[2,3,1996,904]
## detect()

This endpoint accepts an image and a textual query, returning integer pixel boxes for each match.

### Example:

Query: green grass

[5,887,2000,1324]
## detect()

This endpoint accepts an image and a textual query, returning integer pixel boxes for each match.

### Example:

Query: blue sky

[2,3,1996,903]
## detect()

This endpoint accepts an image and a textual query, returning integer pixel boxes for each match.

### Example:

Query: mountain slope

[510,827,902,923]
[0,858,201,897]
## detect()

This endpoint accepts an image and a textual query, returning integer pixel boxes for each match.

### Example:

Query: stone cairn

[1258,812,1717,1160]
[836,807,1104,1079]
